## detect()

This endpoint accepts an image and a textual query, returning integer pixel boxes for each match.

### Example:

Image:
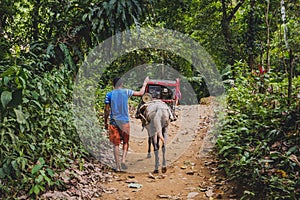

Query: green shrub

[217,62,300,199]
[0,64,87,198]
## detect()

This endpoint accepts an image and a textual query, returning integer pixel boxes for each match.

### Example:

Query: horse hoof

[162,167,167,173]
[153,169,159,173]
[147,153,151,158]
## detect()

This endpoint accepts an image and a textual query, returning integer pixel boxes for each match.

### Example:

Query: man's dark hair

[113,77,123,87]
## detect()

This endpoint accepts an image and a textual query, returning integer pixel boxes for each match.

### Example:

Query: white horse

[138,100,174,173]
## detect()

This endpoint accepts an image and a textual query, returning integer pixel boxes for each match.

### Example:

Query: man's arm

[104,104,110,130]
[133,76,149,96]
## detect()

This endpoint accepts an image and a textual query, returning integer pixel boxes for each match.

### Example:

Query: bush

[217,62,300,199]
[0,64,87,198]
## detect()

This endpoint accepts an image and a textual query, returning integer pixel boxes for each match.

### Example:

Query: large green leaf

[31,164,43,175]
[0,66,18,78]
[0,168,6,178]
[14,108,26,124]
[1,90,12,108]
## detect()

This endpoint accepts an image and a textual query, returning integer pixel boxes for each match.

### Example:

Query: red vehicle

[141,78,181,111]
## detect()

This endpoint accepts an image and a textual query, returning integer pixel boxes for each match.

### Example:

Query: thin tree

[280,0,294,105]
[247,0,256,70]
[220,0,245,67]
[265,0,271,70]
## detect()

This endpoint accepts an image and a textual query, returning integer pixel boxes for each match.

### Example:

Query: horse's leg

[147,136,151,158]
[161,127,168,173]
[152,135,160,173]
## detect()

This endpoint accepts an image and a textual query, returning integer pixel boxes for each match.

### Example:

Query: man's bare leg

[113,145,120,171]
[121,143,128,169]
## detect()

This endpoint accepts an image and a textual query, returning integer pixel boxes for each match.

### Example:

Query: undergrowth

[217,62,300,199]
[0,63,88,198]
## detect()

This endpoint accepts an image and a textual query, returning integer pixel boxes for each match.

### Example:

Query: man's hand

[133,76,150,96]
[143,76,150,85]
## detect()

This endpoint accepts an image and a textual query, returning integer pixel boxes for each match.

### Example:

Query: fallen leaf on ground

[125,179,138,183]
[198,187,207,192]
[103,187,118,194]
[158,194,171,198]
[289,154,300,166]
[205,189,214,197]
[186,171,196,175]
[128,183,143,189]
[187,192,199,199]
[148,172,157,179]
[214,189,224,199]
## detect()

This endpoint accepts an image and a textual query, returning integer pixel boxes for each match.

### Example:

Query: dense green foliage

[217,62,299,199]
[0,64,86,196]
[0,0,151,198]
[0,0,299,198]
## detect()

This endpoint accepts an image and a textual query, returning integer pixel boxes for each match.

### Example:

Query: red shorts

[108,123,130,146]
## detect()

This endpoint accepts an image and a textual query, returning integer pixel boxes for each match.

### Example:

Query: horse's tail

[153,109,165,144]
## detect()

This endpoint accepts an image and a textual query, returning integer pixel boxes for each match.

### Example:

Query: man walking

[104,76,149,172]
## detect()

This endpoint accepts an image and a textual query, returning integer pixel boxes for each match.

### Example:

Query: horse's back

[145,101,170,128]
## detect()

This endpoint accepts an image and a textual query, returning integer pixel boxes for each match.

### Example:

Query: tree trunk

[247,0,256,70]
[32,0,40,41]
[280,0,293,106]
[220,0,245,68]
[221,0,234,66]
[288,49,294,106]
[265,0,271,70]
[0,14,4,35]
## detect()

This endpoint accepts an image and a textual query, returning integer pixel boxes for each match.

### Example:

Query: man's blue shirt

[105,89,134,124]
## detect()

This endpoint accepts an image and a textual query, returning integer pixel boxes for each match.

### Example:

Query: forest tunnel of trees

[0,0,299,199]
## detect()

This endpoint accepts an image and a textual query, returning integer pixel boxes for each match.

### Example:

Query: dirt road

[41,101,238,200]
[99,103,238,200]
